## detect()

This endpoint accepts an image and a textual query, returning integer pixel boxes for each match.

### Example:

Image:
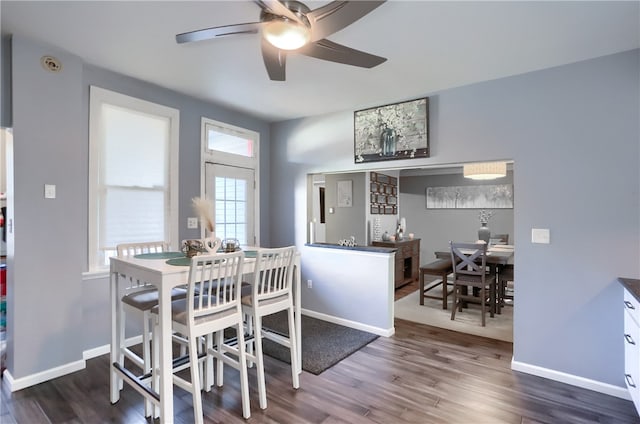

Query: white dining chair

[153,251,251,422]
[115,241,187,416]
[241,246,299,410]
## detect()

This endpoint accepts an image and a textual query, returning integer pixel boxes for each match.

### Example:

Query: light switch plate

[187,217,198,229]
[532,228,550,244]
[44,184,56,199]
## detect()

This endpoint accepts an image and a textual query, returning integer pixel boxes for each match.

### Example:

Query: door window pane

[216,176,247,241]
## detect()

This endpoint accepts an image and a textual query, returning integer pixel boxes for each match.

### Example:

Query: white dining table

[109,249,301,423]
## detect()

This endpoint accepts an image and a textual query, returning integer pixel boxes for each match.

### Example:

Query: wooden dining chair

[488,234,510,311]
[499,263,514,307]
[449,241,496,327]
[241,246,299,410]
[153,251,251,422]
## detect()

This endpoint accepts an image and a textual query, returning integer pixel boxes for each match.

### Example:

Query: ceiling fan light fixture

[463,161,507,180]
[263,19,310,50]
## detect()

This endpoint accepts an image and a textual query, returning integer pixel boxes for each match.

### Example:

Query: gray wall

[400,171,514,265]
[5,34,272,379]
[9,34,85,378]
[270,50,640,389]
[1,36,11,126]
[324,172,366,244]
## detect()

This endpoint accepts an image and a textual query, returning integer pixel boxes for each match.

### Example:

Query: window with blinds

[88,87,179,271]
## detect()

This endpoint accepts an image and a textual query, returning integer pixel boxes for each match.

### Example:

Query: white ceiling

[2,1,639,123]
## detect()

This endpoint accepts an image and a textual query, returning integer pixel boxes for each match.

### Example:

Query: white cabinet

[621,278,640,414]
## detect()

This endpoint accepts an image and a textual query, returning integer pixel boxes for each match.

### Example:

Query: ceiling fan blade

[261,38,287,81]
[254,0,304,24]
[306,1,386,42]
[176,22,264,44]
[298,39,386,69]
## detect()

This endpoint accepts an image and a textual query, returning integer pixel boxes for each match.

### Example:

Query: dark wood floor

[2,317,637,424]
[395,279,420,301]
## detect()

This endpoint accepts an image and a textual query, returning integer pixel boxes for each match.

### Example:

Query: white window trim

[200,117,260,245]
[88,86,180,271]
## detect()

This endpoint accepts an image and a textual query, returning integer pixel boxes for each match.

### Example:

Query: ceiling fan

[176,0,387,81]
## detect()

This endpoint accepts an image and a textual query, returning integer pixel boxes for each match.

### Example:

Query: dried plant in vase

[478,209,495,225]
[477,209,495,244]
[191,197,221,253]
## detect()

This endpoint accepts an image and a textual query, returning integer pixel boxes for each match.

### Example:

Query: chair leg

[287,306,300,389]
[215,331,225,387]
[188,334,204,424]
[142,312,152,417]
[245,313,255,368]
[204,334,214,392]
[253,314,268,410]
[236,322,251,419]
[118,307,125,391]
[450,284,458,321]
[418,270,425,305]
[152,317,159,419]
[489,281,500,318]
[441,272,449,309]
[480,287,486,327]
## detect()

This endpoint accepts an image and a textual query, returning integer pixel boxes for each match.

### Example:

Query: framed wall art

[426,184,513,209]
[369,172,397,215]
[337,180,353,207]
[354,97,429,164]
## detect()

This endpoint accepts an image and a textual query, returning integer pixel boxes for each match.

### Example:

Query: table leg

[158,283,174,423]
[110,271,121,404]
[294,257,302,375]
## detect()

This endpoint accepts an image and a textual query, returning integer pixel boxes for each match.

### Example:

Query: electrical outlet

[187,217,198,229]
[307,279,312,289]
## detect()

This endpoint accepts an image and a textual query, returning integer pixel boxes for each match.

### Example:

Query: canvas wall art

[354,97,429,163]
[426,184,513,209]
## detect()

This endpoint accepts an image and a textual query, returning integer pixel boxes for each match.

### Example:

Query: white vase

[203,236,222,253]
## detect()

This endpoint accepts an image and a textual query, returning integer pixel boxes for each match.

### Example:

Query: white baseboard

[3,359,86,392]
[4,335,146,392]
[511,358,631,400]
[301,308,395,337]
[83,335,143,360]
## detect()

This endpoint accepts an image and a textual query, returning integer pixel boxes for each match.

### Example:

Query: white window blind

[89,87,179,271]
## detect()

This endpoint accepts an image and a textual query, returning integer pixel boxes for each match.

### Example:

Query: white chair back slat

[254,247,295,302]
[117,241,168,258]
[116,241,169,291]
[188,251,244,322]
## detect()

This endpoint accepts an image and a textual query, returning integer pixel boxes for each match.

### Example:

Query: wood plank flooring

[2,318,637,423]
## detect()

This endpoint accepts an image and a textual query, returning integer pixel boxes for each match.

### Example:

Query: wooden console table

[371,238,420,288]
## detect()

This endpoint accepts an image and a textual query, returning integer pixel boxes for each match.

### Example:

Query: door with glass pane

[205,163,255,246]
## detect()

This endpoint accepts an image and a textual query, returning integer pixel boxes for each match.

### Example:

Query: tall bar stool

[153,251,251,422]
[115,241,186,416]
[241,246,299,410]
